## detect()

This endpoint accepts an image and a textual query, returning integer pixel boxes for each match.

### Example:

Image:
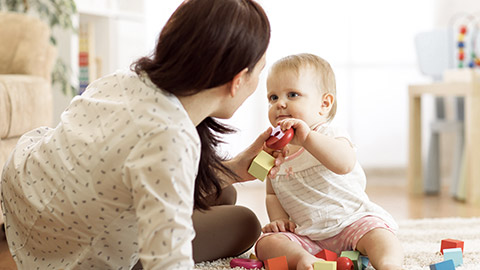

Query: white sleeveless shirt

[271,124,398,240]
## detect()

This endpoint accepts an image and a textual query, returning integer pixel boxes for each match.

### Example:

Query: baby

[255,53,404,270]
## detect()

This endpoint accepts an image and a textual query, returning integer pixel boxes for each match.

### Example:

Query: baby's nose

[276,99,287,108]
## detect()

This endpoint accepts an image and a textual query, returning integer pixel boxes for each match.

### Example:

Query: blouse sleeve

[123,126,200,269]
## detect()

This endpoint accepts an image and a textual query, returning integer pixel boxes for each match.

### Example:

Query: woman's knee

[192,205,261,262]
[217,184,237,205]
[202,184,237,206]
[229,205,261,238]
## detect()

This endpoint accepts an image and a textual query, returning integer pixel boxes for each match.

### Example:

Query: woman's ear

[229,68,249,97]
[319,93,334,115]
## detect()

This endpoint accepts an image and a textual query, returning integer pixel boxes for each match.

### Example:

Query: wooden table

[408,70,480,206]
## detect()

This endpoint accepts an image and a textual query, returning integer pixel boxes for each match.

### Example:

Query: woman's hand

[226,127,287,182]
[262,219,296,233]
[276,118,311,146]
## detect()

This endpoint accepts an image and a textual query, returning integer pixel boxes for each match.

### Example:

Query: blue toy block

[429,259,455,270]
[443,248,463,267]
[360,256,369,269]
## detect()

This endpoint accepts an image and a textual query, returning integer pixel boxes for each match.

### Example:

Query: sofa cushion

[0,75,52,139]
[0,12,54,80]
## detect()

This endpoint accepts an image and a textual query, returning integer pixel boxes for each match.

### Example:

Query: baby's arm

[263,177,296,233]
[278,118,356,175]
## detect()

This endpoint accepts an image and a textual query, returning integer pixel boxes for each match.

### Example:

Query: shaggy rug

[195,217,480,269]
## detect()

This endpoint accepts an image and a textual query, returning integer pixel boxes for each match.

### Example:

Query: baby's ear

[319,93,334,115]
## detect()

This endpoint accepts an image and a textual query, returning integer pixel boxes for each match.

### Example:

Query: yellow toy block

[248,150,275,181]
[313,261,337,270]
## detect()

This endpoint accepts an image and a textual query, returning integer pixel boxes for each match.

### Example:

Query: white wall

[143,0,437,168]
[56,0,480,169]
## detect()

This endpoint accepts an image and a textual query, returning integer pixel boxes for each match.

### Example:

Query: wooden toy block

[429,259,455,270]
[248,150,275,181]
[443,248,463,267]
[264,255,288,270]
[440,239,464,254]
[314,249,338,261]
[313,261,336,270]
[340,251,362,270]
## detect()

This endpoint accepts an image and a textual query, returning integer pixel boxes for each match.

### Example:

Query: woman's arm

[127,127,199,269]
[221,127,286,185]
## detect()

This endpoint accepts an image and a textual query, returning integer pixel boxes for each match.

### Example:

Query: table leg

[408,89,423,195]
[465,84,480,206]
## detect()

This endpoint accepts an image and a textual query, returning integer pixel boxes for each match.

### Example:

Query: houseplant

[0,0,78,95]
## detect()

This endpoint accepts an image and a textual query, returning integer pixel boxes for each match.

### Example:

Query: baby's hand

[277,118,311,146]
[262,219,296,233]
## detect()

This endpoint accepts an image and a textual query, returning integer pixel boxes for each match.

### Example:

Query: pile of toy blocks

[260,249,369,270]
[233,238,465,269]
[429,238,464,270]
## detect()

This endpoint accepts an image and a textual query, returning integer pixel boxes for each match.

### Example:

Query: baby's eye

[268,94,278,102]
[288,92,299,98]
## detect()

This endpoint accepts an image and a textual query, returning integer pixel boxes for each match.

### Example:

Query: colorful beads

[458,25,467,68]
[458,24,480,68]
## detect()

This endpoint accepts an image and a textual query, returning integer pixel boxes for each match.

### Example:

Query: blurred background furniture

[0,12,56,224]
[414,29,465,198]
[408,69,480,206]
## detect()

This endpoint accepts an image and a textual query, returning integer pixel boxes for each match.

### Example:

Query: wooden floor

[1,169,480,269]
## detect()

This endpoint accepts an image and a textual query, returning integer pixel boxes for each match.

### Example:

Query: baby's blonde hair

[268,53,337,122]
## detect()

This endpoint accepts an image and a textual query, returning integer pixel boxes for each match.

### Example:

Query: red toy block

[440,239,464,254]
[265,255,288,270]
[315,249,338,261]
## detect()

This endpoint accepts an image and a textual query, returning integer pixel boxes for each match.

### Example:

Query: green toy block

[313,261,337,270]
[340,251,362,270]
[248,150,275,181]
[443,248,463,267]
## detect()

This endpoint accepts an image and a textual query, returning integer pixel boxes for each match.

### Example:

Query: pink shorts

[256,216,395,255]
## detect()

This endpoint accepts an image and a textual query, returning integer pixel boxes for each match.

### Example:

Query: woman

[1,0,277,269]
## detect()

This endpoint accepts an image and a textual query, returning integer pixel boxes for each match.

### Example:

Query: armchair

[0,12,56,224]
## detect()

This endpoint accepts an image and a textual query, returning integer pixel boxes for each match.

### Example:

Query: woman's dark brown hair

[133,0,271,210]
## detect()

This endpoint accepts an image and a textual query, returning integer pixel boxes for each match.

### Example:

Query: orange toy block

[265,255,288,270]
[440,239,464,254]
[315,249,338,261]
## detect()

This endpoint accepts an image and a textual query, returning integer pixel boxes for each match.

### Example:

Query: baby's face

[266,67,326,127]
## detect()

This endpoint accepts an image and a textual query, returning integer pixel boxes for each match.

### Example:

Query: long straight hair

[133,0,270,210]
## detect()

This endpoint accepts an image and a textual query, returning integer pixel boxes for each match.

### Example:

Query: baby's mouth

[276,115,291,120]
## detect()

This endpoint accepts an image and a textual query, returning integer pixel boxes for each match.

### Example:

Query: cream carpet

[195,217,480,269]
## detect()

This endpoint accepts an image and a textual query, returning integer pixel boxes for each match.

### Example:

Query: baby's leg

[256,233,319,270]
[355,228,404,270]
